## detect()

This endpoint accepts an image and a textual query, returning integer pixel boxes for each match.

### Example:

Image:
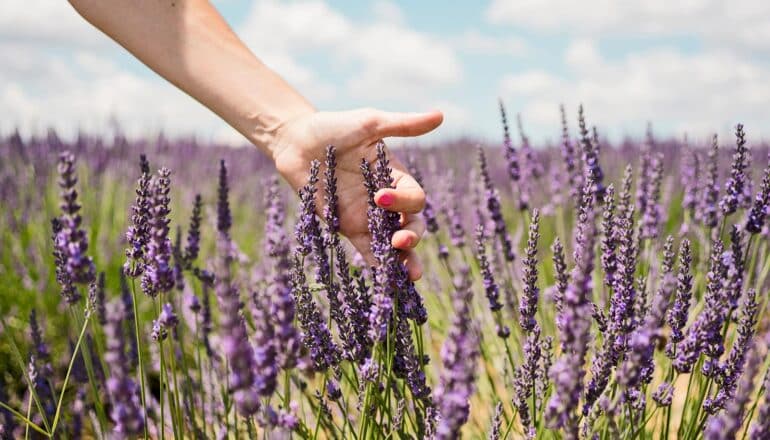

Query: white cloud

[485,0,770,52]
[0,42,236,142]
[0,0,113,49]
[454,30,528,57]
[238,0,462,105]
[499,39,770,141]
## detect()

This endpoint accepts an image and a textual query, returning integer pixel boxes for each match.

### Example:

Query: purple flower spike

[698,135,720,228]
[478,147,515,262]
[104,300,144,438]
[141,168,175,297]
[639,153,664,240]
[124,156,152,278]
[674,239,728,374]
[745,159,770,234]
[54,151,96,292]
[546,178,598,435]
[213,160,259,416]
[665,239,693,358]
[750,367,770,439]
[519,209,540,333]
[251,290,278,397]
[681,145,700,217]
[474,224,503,312]
[559,104,581,199]
[217,159,232,237]
[406,154,439,234]
[499,99,520,183]
[551,237,568,319]
[600,184,617,287]
[264,176,301,369]
[435,268,479,440]
[720,123,750,216]
[705,343,762,440]
[704,289,758,414]
[290,255,340,372]
[183,194,203,266]
[577,105,605,200]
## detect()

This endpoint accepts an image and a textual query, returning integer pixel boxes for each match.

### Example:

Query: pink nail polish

[379,193,394,207]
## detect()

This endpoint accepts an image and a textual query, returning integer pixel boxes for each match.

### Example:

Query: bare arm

[70,0,443,279]
[69,0,312,156]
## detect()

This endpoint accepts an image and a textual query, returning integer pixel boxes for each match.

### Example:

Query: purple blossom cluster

[6,106,770,439]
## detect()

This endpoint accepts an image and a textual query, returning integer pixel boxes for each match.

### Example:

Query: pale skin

[69,0,443,280]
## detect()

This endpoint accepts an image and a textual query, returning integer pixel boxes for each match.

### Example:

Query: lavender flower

[616,273,674,395]
[652,382,674,407]
[745,159,770,234]
[104,300,144,438]
[393,316,431,401]
[214,161,259,415]
[600,184,617,287]
[674,240,728,374]
[546,179,598,436]
[217,159,232,237]
[681,146,700,217]
[445,173,466,248]
[705,342,762,440]
[251,290,278,397]
[88,272,106,326]
[54,151,96,290]
[516,114,540,210]
[665,239,693,358]
[698,135,720,228]
[499,100,520,182]
[704,289,758,414]
[335,240,372,362]
[151,302,178,341]
[475,225,503,312]
[489,402,503,440]
[478,147,515,261]
[141,168,175,297]
[52,218,79,304]
[407,155,440,234]
[124,156,152,278]
[264,176,301,368]
[290,255,340,371]
[520,209,540,332]
[551,237,568,318]
[559,104,581,199]
[514,327,543,437]
[577,105,605,200]
[720,123,750,216]
[639,153,663,240]
[435,269,480,440]
[749,368,770,439]
[183,193,202,266]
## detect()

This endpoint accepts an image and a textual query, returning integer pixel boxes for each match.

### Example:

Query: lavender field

[2,104,770,439]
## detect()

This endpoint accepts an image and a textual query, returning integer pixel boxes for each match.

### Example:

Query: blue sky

[2,0,769,145]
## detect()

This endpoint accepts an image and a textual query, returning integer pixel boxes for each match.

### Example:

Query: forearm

[69,0,314,156]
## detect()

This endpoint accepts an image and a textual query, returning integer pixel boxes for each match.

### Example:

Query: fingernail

[378,193,394,207]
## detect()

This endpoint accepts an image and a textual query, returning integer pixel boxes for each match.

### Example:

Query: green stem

[49,309,90,435]
[0,401,50,438]
[130,277,150,440]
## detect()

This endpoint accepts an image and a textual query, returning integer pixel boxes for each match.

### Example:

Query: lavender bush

[1,107,770,439]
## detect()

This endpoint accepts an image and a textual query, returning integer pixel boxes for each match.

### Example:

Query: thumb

[373,110,444,138]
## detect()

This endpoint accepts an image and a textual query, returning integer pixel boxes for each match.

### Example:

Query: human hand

[267,108,443,281]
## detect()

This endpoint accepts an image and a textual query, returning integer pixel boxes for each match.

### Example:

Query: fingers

[392,213,425,250]
[399,249,423,281]
[375,163,425,213]
[366,109,443,138]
